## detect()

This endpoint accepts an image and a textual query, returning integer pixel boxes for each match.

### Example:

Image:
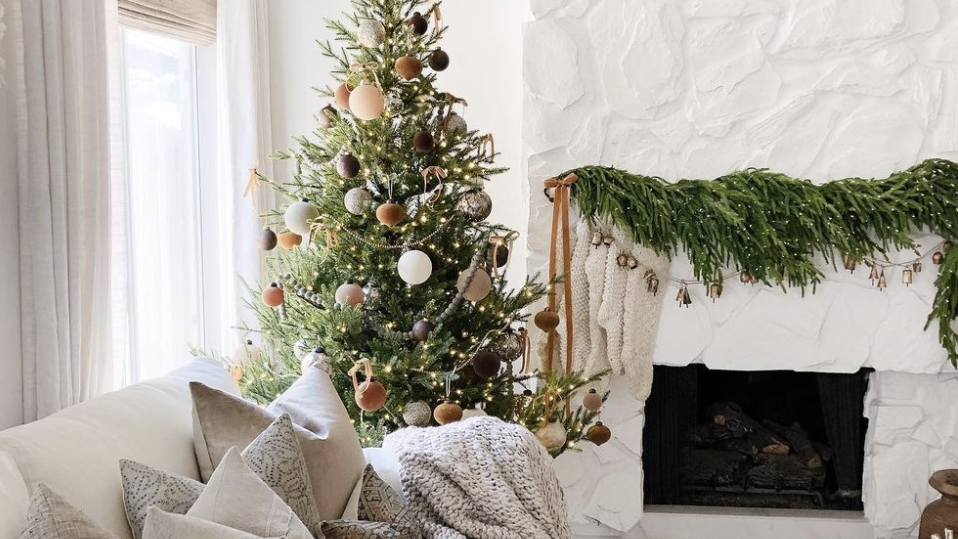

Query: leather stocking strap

[543,173,579,374]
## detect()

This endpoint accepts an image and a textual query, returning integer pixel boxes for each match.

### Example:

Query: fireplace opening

[643,365,869,511]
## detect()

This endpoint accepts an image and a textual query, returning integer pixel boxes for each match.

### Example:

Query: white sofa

[0,358,402,539]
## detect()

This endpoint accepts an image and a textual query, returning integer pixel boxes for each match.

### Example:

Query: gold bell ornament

[933,251,944,265]
[616,254,630,267]
[868,264,880,284]
[709,283,723,303]
[844,256,857,273]
[877,270,888,291]
[902,269,914,286]
[591,231,603,247]
[913,261,923,273]
[645,270,660,296]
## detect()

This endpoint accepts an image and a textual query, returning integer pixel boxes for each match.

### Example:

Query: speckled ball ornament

[349,83,386,121]
[258,228,278,251]
[457,268,492,302]
[428,48,450,71]
[586,422,612,446]
[317,104,337,128]
[434,400,463,425]
[356,379,387,412]
[472,350,502,378]
[402,401,432,427]
[536,422,568,452]
[335,282,365,307]
[457,189,492,222]
[231,340,260,367]
[284,199,319,236]
[344,187,372,215]
[406,11,428,35]
[335,83,351,110]
[461,407,487,420]
[582,388,603,412]
[395,56,423,80]
[357,19,386,48]
[413,130,434,152]
[262,283,284,307]
[277,231,302,250]
[337,153,361,179]
[411,319,435,342]
[489,331,523,361]
[444,112,468,136]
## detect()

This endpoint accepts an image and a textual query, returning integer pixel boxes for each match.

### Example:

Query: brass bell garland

[602,234,614,246]
[616,254,630,267]
[645,270,659,296]
[933,251,944,265]
[877,270,887,291]
[902,269,914,286]
[914,261,923,273]
[627,256,639,270]
[591,231,603,247]
[869,264,880,284]
[844,256,857,273]
[944,240,954,253]
[709,283,723,303]
[740,271,755,284]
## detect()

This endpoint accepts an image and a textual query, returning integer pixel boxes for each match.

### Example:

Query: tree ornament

[363,282,381,307]
[284,199,319,236]
[350,359,387,412]
[428,48,450,71]
[231,339,260,367]
[349,82,385,121]
[914,261,923,273]
[535,422,567,452]
[534,308,560,332]
[586,422,612,446]
[394,56,423,80]
[933,251,944,264]
[406,11,428,35]
[457,189,492,222]
[335,83,351,110]
[434,400,463,425]
[582,388,603,412]
[277,231,302,250]
[337,153,361,179]
[258,228,278,251]
[844,256,857,273]
[902,269,914,286]
[344,187,372,215]
[490,237,510,269]
[317,104,338,129]
[868,264,880,284]
[357,19,386,48]
[458,268,492,302]
[376,201,406,227]
[461,407,487,420]
[489,330,524,361]
[262,283,285,307]
[413,130,435,153]
[411,319,435,342]
[472,350,502,378]
[402,401,431,427]
[444,111,468,136]
[397,250,433,285]
[335,282,365,307]
[709,283,723,303]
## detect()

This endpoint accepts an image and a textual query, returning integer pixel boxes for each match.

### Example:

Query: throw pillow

[191,365,364,520]
[120,460,204,539]
[321,520,419,539]
[142,508,263,539]
[19,484,119,539]
[188,447,312,539]
[321,465,421,539]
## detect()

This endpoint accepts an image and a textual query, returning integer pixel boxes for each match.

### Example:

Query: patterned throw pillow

[19,484,119,539]
[120,460,204,539]
[321,465,421,539]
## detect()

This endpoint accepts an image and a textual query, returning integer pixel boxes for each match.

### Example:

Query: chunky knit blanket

[382,416,572,539]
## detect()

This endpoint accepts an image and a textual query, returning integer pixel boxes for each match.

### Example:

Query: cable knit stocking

[597,227,631,377]
[570,221,592,372]
[583,229,609,378]
[620,244,671,400]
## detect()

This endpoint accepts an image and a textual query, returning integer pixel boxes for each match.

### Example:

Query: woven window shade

[118,0,216,45]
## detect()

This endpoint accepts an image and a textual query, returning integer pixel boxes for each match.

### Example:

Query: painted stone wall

[523,1,958,537]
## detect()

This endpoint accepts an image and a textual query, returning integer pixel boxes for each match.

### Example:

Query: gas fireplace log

[749,454,827,490]
[763,420,824,469]
[706,402,790,454]
[680,449,748,487]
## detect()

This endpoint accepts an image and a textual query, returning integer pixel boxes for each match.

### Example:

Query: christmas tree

[234,0,606,453]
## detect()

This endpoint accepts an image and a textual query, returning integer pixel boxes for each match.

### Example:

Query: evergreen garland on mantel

[559,158,958,366]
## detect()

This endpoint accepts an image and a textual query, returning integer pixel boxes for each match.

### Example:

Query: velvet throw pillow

[19,484,119,539]
[321,465,421,539]
[190,366,364,520]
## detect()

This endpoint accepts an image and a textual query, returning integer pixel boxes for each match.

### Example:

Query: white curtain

[11,0,117,421]
[214,0,273,353]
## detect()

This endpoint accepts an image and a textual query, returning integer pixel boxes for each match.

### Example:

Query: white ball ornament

[397,250,433,285]
[231,340,260,367]
[344,187,372,215]
[357,19,386,48]
[349,83,385,121]
[285,199,319,236]
[335,282,366,307]
[536,421,568,453]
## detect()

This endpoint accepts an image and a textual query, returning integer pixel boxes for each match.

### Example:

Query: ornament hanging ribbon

[243,163,261,210]
[442,93,468,131]
[478,134,495,162]
[489,231,518,278]
[432,4,444,33]
[543,173,579,374]
[348,358,376,395]
[310,221,338,248]
[421,166,447,205]
[518,327,532,375]
[349,62,382,87]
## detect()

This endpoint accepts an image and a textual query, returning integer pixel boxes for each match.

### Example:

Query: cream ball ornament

[457,268,492,302]
[349,83,385,121]
[357,19,386,48]
[335,282,365,307]
[231,340,260,367]
[536,421,568,452]
[284,199,319,236]
[344,187,372,215]
[398,250,432,285]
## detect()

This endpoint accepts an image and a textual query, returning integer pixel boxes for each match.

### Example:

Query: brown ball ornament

[395,56,423,80]
[413,130,435,152]
[457,268,492,302]
[933,251,944,265]
[491,244,510,268]
[335,282,365,307]
[411,319,435,342]
[335,83,351,110]
[472,350,502,378]
[434,400,463,425]
[534,308,560,332]
[337,153,361,179]
[356,379,387,412]
[376,201,406,227]
[582,388,603,412]
[258,228,278,251]
[406,11,428,35]
[428,48,450,71]
[586,422,612,446]
[317,104,337,128]
[277,231,302,251]
[262,283,284,307]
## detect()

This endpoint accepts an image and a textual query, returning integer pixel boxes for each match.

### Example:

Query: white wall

[267,0,528,285]
[0,15,23,429]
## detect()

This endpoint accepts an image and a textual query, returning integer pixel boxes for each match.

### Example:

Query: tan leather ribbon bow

[543,173,579,375]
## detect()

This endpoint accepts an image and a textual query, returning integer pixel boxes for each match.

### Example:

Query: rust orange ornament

[394,56,423,80]
[434,400,463,425]
[335,83,351,110]
[277,231,302,250]
[262,283,285,307]
[534,308,560,332]
[376,202,406,227]
[586,422,612,446]
[349,359,387,412]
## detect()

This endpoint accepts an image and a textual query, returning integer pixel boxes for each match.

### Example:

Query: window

[119,28,214,382]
